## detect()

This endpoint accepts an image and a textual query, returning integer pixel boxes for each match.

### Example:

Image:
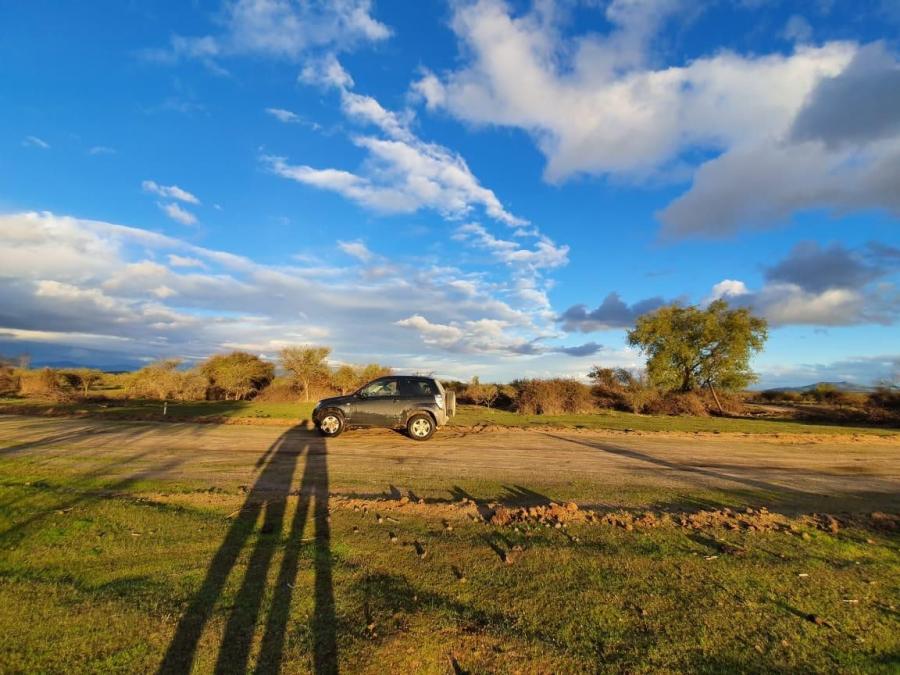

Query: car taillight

[434,394,444,409]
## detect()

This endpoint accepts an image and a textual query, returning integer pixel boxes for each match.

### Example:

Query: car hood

[316,394,355,408]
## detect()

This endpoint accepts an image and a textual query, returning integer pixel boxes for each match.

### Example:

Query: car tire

[446,390,456,417]
[317,411,344,438]
[406,413,435,441]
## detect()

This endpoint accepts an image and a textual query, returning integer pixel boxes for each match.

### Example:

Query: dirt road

[2,414,898,512]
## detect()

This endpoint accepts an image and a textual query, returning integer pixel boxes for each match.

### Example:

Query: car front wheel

[317,412,344,438]
[406,414,435,441]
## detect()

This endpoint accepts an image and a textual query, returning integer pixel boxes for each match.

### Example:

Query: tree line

[0,347,390,403]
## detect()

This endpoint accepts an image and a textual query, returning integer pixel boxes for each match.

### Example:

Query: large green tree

[200,352,274,400]
[627,300,768,395]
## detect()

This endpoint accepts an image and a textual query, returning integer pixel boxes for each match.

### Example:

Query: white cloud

[414,0,851,182]
[708,279,749,301]
[159,202,198,226]
[278,56,527,227]
[23,136,50,149]
[414,1,900,235]
[146,0,390,70]
[265,107,301,123]
[454,223,568,271]
[142,180,200,204]
[337,239,374,262]
[88,145,116,155]
[167,254,207,269]
[0,211,567,371]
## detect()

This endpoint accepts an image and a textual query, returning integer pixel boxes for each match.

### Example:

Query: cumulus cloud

[560,241,898,332]
[416,1,900,235]
[764,242,884,293]
[558,293,668,332]
[790,42,900,148]
[414,0,850,181]
[145,0,390,71]
[712,241,898,326]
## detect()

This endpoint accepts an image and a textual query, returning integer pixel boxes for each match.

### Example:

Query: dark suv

[312,376,456,441]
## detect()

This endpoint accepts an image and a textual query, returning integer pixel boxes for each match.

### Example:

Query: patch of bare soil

[327,492,898,538]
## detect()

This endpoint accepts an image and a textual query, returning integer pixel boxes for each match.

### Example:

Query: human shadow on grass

[159,425,337,675]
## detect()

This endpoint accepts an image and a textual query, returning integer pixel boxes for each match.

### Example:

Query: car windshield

[358,379,398,398]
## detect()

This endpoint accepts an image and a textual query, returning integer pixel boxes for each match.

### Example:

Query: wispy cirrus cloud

[143,0,390,73]
[22,135,50,149]
[142,180,200,204]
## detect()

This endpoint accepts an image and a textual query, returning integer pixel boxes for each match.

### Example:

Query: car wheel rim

[321,415,340,433]
[411,419,431,437]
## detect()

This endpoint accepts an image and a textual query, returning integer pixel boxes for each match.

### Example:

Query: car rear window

[401,379,437,396]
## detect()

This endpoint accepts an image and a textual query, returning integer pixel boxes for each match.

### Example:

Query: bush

[869,385,900,412]
[254,377,300,402]
[462,377,499,407]
[126,360,207,401]
[644,391,708,417]
[18,368,71,401]
[513,378,594,415]
[0,365,19,396]
[588,366,663,413]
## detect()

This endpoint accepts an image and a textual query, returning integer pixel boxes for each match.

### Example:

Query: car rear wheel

[406,413,435,441]
[317,412,344,438]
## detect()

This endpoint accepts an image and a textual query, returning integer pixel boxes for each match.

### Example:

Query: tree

[357,363,392,384]
[331,365,359,395]
[200,352,274,400]
[280,346,332,401]
[61,368,103,397]
[627,300,767,397]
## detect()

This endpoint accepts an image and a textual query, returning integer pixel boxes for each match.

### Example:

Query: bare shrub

[513,378,594,415]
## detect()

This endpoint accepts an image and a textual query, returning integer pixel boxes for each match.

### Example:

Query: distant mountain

[762,381,876,394]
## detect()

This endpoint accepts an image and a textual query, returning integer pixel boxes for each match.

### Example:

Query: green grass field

[0,396,896,436]
[0,416,898,672]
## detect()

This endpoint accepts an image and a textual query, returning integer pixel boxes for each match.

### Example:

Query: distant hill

[762,381,876,394]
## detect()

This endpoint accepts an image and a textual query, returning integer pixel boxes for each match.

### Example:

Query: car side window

[400,379,436,397]
[360,378,398,398]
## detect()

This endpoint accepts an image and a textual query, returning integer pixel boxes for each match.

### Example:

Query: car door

[353,377,402,427]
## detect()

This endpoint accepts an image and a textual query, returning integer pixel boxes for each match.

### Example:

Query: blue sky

[1,0,898,386]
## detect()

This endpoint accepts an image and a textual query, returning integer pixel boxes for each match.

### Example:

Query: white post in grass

[163,400,168,416]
